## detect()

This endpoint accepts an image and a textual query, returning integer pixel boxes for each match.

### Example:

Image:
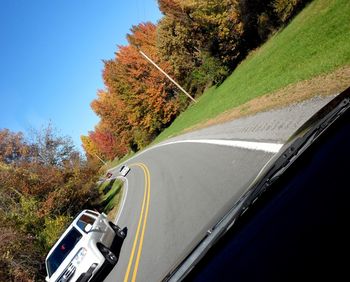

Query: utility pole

[94,153,106,165]
[139,50,197,103]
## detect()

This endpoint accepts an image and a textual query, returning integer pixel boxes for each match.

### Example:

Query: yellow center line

[123,163,151,282]
[131,163,151,282]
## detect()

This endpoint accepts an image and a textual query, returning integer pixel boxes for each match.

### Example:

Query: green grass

[155,0,350,143]
[98,179,124,219]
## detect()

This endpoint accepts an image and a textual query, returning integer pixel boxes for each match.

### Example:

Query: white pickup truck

[45,210,126,282]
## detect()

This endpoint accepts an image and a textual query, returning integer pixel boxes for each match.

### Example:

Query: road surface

[104,141,279,281]
[104,96,333,282]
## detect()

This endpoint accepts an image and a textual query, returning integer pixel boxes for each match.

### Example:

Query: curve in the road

[107,139,284,282]
[123,163,151,282]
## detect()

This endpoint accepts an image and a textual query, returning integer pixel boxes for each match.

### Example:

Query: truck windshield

[46,227,82,277]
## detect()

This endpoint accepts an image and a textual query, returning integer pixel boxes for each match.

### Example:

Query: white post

[139,50,197,103]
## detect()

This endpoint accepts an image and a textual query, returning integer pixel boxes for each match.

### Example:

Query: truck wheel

[109,221,121,232]
[109,221,126,239]
[98,244,118,266]
[117,228,126,239]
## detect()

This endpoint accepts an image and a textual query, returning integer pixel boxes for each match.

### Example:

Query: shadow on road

[112,227,128,260]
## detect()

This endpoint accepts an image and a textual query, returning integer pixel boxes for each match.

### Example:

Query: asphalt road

[103,96,333,282]
[166,95,334,143]
[104,141,278,282]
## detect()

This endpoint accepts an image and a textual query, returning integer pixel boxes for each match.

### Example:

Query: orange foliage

[90,22,184,154]
[0,127,100,281]
[0,129,30,164]
[88,127,128,160]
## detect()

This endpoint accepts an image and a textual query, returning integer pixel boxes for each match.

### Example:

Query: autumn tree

[29,124,76,167]
[117,22,184,139]
[87,128,119,160]
[81,135,102,160]
[0,126,100,281]
[0,129,30,164]
[85,0,310,159]
[89,22,184,154]
[157,14,201,92]
[273,0,310,23]
[239,0,311,46]
[184,0,244,65]
[157,0,243,93]
[90,89,132,157]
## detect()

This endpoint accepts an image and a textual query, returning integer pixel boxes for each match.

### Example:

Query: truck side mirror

[84,223,92,233]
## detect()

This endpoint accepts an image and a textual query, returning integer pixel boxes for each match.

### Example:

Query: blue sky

[0,0,162,150]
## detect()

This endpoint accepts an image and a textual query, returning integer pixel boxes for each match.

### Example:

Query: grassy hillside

[155,0,350,143]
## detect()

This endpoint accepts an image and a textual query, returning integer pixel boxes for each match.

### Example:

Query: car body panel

[45,210,120,282]
[119,165,130,177]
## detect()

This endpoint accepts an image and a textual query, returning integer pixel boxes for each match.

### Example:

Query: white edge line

[159,139,283,153]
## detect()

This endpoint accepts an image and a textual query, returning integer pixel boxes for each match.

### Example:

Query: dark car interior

[184,97,350,282]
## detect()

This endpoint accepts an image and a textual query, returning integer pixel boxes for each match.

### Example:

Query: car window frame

[76,213,96,233]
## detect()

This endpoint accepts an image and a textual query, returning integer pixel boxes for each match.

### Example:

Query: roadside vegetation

[95,0,350,168]
[0,126,125,281]
[155,0,350,142]
[2,1,348,280]
[83,0,350,163]
[0,126,100,281]
[82,0,315,162]
[97,178,124,220]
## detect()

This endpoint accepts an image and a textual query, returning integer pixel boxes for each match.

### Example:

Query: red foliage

[87,125,129,160]
[90,22,183,155]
